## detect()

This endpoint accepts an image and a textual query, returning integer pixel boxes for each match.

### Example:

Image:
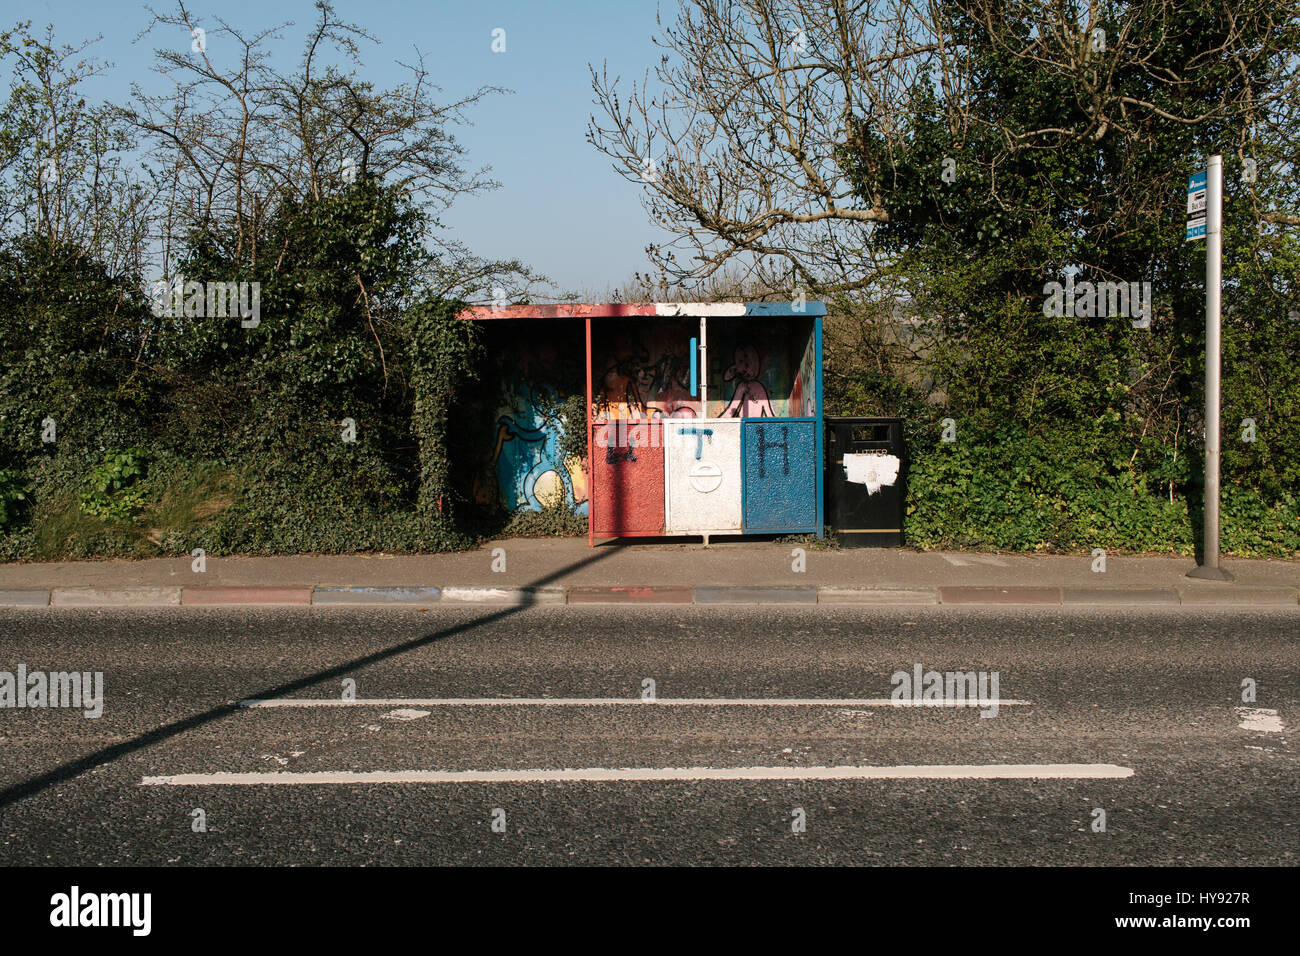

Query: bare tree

[588,0,1300,296]
[0,24,154,276]
[122,0,518,290]
[589,0,937,294]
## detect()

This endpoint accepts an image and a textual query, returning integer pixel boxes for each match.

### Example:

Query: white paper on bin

[843,453,900,494]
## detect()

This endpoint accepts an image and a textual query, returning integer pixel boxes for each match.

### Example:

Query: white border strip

[238,697,1032,708]
[653,302,746,316]
[141,764,1132,786]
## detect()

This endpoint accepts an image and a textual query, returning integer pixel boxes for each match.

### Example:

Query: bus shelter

[457,302,824,545]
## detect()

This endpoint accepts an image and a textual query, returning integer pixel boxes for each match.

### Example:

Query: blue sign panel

[1186,169,1208,241]
[742,419,818,532]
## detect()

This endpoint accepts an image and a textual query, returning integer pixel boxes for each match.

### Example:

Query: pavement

[0,538,1296,607]
[0,605,1295,865]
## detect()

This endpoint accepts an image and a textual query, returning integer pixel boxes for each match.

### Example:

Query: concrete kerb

[1063,588,1179,606]
[312,587,442,606]
[183,587,312,606]
[2,583,1296,608]
[568,586,694,604]
[0,589,51,607]
[51,587,181,607]
[818,588,938,605]
[939,587,1062,605]
[694,586,818,604]
[1176,586,1298,606]
[439,586,566,606]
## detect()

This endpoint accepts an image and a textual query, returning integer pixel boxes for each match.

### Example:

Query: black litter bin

[825,417,906,547]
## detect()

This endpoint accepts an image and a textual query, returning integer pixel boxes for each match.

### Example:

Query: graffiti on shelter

[721,343,775,418]
[591,323,700,421]
[707,320,815,418]
[790,332,816,417]
[476,337,588,514]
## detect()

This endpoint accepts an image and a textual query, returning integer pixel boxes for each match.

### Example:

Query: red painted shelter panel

[592,421,665,535]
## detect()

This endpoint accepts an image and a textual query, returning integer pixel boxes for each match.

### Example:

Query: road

[0,605,1295,865]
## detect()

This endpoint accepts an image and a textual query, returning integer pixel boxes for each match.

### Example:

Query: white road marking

[382,708,430,721]
[141,763,1132,786]
[1236,707,1284,733]
[238,697,1031,708]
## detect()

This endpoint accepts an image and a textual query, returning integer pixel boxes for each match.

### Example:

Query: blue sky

[21,0,669,295]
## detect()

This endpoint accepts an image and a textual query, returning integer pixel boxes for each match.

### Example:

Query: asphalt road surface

[0,606,1295,865]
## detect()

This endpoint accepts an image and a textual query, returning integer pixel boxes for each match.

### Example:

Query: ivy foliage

[0,236,157,469]
[408,296,481,547]
[0,469,27,531]
[903,420,1300,556]
[832,2,1300,554]
[0,181,488,558]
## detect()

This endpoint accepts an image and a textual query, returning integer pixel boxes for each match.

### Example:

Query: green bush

[904,421,1299,556]
[0,185,490,560]
[79,447,149,522]
[0,468,27,530]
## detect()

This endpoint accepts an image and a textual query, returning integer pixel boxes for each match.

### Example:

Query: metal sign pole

[1189,155,1232,581]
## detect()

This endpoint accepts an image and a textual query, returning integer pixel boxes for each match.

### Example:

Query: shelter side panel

[592,421,665,535]
[665,419,742,533]
[743,419,818,532]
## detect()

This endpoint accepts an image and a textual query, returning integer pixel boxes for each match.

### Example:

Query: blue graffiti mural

[493,412,588,514]
[487,354,588,514]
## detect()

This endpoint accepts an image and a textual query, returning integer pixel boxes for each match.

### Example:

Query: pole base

[1187,564,1234,582]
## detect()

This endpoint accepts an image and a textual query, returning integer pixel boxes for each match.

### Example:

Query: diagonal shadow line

[0,546,618,812]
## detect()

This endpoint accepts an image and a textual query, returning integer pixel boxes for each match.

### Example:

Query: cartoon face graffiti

[722,343,774,418]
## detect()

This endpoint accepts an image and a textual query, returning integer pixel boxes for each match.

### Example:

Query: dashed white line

[140,763,1132,786]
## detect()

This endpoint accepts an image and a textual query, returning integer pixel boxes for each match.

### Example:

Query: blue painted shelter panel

[742,420,818,532]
